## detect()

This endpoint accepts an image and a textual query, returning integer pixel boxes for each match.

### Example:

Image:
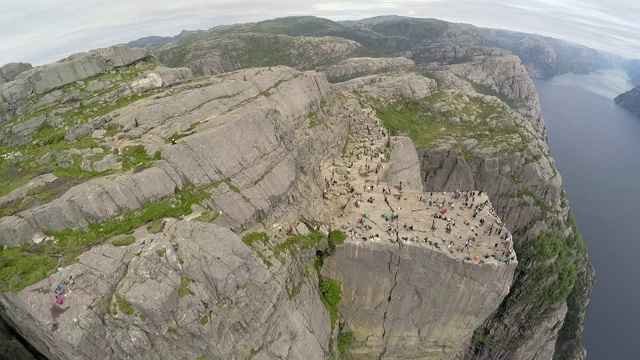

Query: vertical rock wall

[322,241,515,359]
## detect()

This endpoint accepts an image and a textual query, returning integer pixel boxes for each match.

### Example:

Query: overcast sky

[1,0,639,66]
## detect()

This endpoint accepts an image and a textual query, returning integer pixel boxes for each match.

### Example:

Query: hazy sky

[1,0,639,66]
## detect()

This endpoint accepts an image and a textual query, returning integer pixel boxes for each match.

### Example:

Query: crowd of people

[321,111,517,265]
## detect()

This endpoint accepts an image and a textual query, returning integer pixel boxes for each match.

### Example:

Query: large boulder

[0,62,32,85]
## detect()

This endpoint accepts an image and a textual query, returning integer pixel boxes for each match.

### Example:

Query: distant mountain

[473,28,621,79]
[615,86,640,116]
[623,59,640,86]
[129,15,619,80]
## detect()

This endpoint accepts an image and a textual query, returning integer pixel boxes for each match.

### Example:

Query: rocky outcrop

[0,15,596,360]
[0,45,149,124]
[383,136,423,191]
[614,86,640,117]
[473,28,617,79]
[1,220,330,360]
[323,57,414,82]
[332,73,437,100]
[446,54,546,137]
[154,33,361,76]
[0,67,346,246]
[0,63,32,85]
[322,242,515,359]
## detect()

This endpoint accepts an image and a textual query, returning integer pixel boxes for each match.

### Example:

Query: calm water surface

[535,69,640,360]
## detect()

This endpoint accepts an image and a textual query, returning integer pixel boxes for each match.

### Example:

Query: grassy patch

[147,219,165,234]
[309,119,323,128]
[193,211,221,223]
[320,279,342,329]
[104,124,122,137]
[516,232,577,305]
[329,230,346,245]
[179,276,194,297]
[156,248,166,257]
[517,188,552,214]
[0,165,34,197]
[121,145,154,171]
[337,331,354,359]
[341,138,349,156]
[199,315,209,325]
[0,184,208,293]
[334,92,347,102]
[115,293,135,315]
[243,232,269,245]
[373,90,524,152]
[277,231,324,255]
[288,281,304,300]
[111,235,135,247]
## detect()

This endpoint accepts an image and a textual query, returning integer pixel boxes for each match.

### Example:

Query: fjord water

[534,70,640,360]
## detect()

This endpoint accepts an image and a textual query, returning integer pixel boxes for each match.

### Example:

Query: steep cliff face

[0,64,351,359]
[473,28,618,79]
[322,242,514,359]
[1,15,596,360]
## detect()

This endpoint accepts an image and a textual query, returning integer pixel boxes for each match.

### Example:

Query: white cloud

[0,0,638,66]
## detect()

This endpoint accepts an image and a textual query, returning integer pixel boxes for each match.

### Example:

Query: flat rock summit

[0,16,594,360]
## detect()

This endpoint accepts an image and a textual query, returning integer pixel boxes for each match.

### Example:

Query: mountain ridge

[0,15,592,360]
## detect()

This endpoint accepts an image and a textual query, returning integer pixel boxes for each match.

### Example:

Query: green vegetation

[320,280,342,329]
[329,230,346,245]
[515,232,578,310]
[179,276,194,297]
[111,235,135,247]
[199,315,209,325]
[341,138,349,156]
[0,184,208,293]
[193,211,221,223]
[277,231,323,255]
[228,183,242,194]
[309,119,323,128]
[104,124,122,137]
[115,293,135,315]
[243,232,269,245]
[469,81,517,109]
[121,145,154,171]
[373,90,526,154]
[516,188,552,214]
[288,281,304,300]
[156,248,166,257]
[147,219,165,234]
[337,331,354,359]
